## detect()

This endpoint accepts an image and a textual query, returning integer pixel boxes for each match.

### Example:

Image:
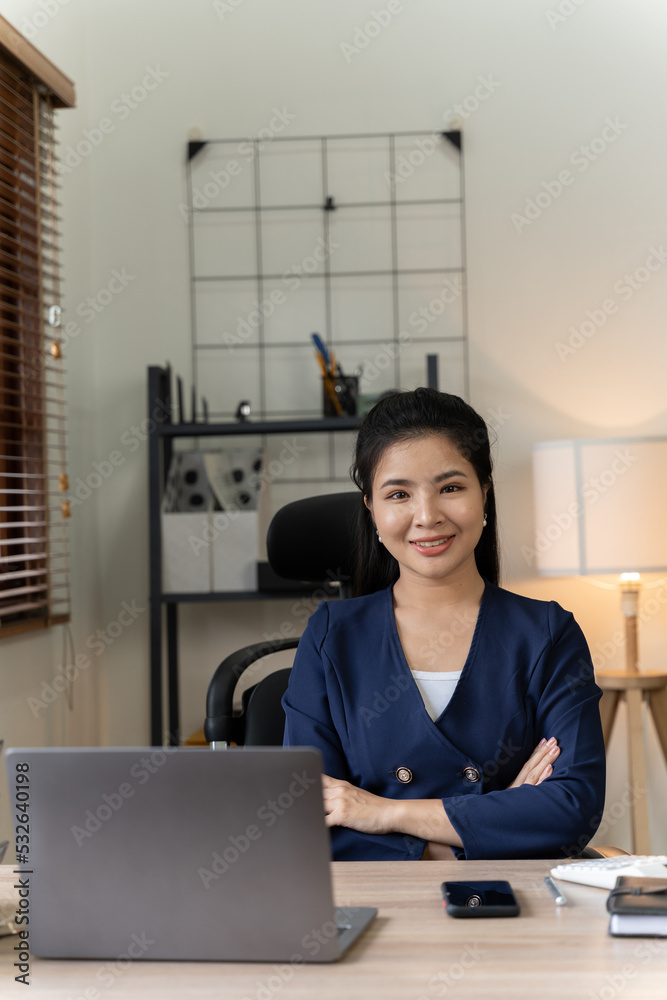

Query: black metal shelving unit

[148,365,361,746]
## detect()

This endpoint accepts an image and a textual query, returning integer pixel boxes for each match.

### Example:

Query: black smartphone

[441,880,520,918]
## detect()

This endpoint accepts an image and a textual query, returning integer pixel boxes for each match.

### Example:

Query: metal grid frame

[186,129,469,423]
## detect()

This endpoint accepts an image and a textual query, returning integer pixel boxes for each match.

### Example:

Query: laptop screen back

[5,746,341,962]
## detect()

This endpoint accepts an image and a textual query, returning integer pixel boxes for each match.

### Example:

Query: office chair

[203,492,359,748]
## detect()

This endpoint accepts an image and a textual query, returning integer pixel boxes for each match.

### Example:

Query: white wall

[2,0,666,853]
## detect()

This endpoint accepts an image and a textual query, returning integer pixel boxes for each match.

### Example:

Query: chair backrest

[205,492,359,746]
[266,491,359,597]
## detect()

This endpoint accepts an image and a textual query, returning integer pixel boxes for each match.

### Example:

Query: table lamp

[531,436,667,672]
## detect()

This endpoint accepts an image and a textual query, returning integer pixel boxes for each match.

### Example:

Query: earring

[483,514,488,527]
[376,529,383,544]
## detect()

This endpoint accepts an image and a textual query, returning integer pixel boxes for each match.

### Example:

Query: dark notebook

[607,876,667,937]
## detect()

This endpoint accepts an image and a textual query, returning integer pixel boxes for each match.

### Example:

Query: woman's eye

[442,484,462,493]
[388,490,408,500]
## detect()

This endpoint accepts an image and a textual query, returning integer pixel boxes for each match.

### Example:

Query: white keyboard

[550,855,667,890]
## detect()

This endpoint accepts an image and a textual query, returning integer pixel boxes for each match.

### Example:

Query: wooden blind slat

[0,551,47,564]
[0,520,48,529]
[0,567,47,583]
[1,535,46,545]
[0,598,49,616]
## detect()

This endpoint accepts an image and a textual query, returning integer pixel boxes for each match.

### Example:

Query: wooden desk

[2,860,666,999]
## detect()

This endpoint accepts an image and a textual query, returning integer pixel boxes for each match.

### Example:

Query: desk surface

[2,860,666,999]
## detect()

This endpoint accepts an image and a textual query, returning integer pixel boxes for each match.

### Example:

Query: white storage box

[162,510,258,593]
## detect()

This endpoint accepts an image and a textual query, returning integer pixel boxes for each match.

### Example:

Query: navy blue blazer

[282,582,606,861]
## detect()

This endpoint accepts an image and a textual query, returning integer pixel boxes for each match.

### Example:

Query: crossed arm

[321,737,561,854]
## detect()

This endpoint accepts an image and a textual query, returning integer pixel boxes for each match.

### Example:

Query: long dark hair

[350,388,500,596]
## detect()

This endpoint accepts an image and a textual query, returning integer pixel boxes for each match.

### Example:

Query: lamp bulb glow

[619,573,641,619]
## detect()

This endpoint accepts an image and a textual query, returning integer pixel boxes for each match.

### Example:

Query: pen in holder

[322,374,359,417]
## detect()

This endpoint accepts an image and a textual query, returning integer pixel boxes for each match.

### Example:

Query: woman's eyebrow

[379,470,469,489]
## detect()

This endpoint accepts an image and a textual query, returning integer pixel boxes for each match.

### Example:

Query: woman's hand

[507,737,560,789]
[422,841,457,860]
[321,774,398,834]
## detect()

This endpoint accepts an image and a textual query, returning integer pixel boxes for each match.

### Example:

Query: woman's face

[366,433,489,586]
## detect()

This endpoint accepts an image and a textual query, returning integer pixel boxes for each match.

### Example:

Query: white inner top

[411,669,463,721]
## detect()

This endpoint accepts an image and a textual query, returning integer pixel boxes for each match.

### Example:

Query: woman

[283,388,606,860]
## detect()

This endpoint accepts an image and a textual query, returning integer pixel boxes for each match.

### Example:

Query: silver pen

[544,875,568,905]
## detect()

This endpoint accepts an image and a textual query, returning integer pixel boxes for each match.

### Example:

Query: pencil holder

[322,375,359,417]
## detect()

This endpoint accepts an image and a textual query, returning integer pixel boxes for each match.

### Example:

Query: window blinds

[0,27,74,637]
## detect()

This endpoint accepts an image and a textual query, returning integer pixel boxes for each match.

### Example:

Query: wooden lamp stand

[596,576,667,854]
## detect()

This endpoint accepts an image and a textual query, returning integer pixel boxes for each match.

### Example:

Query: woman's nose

[415,494,444,526]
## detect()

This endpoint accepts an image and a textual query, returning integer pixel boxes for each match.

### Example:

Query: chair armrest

[204,638,300,744]
[571,844,631,859]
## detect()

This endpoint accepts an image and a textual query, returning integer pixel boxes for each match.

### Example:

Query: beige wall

[1,0,666,853]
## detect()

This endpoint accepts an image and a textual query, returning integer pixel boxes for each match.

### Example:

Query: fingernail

[547,737,557,746]
[538,738,546,746]
[550,745,559,756]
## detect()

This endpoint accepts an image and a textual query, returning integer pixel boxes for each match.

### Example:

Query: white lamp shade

[532,437,667,576]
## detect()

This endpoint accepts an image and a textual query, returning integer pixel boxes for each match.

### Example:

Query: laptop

[4,746,376,961]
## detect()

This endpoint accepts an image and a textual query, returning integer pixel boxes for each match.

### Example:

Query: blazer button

[396,767,413,784]
[463,766,481,783]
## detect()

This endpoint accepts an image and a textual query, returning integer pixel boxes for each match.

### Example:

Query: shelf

[156,417,362,438]
[161,588,336,603]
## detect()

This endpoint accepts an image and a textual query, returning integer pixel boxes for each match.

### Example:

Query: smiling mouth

[411,536,453,549]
